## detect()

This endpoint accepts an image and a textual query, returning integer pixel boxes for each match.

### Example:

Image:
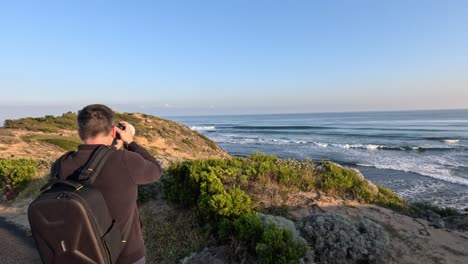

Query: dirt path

[0,217,41,264]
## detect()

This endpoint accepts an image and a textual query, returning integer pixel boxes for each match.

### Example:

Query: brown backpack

[28,145,130,264]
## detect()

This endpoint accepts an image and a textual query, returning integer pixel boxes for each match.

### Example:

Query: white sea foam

[366,144,380,150]
[333,143,383,150]
[314,142,329,148]
[355,154,468,187]
[190,126,216,131]
[442,139,460,144]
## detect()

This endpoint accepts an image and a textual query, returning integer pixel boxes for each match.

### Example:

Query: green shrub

[137,182,160,204]
[256,224,307,264]
[318,162,406,209]
[406,201,460,217]
[219,212,264,251]
[375,185,407,210]
[163,161,200,207]
[319,162,358,193]
[163,155,310,263]
[40,138,80,151]
[220,213,307,263]
[0,158,38,191]
[209,187,252,218]
[352,180,375,203]
[163,154,407,263]
[163,159,251,221]
[233,213,264,243]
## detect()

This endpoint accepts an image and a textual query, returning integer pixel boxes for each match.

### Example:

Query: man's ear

[78,130,84,141]
[111,126,117,138]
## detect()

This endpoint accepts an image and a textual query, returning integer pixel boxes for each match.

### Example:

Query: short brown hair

[77,104,114,140]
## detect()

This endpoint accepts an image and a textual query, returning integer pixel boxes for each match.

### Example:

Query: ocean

[170,109,468,210]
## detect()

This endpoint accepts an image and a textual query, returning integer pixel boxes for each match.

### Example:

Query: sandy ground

[0,129,72,160]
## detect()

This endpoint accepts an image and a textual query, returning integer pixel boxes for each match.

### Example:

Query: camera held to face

[115,123,126,139]
[115,123,135,140]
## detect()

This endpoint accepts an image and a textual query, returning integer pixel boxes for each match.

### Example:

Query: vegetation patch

[181,138,195,148]
[374,185,407,210]
[297,213,389,264]
[162,154,321,263]
[318,162,407,210]
[405,201,462,218]
[160,153,413,262]
[0,158,38,195]
[137,182,161,205]
[4,112,77,132]
[39,138,80,151]
[198,133,218,150]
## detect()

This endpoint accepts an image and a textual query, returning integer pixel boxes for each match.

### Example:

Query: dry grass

[141,204,211,264]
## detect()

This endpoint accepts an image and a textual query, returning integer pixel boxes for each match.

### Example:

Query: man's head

[77,104,116,144]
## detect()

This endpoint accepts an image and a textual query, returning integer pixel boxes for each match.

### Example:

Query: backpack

[28,145,130,264]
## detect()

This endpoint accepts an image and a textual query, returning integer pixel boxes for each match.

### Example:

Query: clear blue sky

[0,0,467,116]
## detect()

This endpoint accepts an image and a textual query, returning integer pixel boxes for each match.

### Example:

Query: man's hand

[112,138,124,150]
[115,121,134,145]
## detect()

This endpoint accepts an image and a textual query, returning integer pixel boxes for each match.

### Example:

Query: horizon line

[1,105,467,120]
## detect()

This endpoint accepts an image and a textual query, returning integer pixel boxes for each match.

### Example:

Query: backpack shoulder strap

[75,145,114,184]
[50,151,75,179]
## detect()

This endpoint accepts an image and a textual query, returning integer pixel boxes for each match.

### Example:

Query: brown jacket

[56,142,161,264]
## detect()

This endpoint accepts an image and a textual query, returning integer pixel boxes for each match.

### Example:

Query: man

[56,104,161,264]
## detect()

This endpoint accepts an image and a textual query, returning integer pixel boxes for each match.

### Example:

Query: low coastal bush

[162,153,409,262]
[406,201,461,218]
[163,155,311,263]
[375,185,407,210]
[137,182,161,204]
[297,213,389,264]
[219,213,307,264]
[40,138,80,151]
[0,158,38,193]
[319,161,358,192]
[256,223,307,264]
[318,162,407,210]
[163,159,252,221]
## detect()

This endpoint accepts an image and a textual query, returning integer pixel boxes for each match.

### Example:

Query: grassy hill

[1,111,228,165]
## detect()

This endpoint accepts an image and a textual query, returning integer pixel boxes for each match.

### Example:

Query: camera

[115,123,125,131]
[115,123,125,139]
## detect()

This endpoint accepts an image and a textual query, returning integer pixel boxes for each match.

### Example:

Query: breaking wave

[190,126,216,131]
